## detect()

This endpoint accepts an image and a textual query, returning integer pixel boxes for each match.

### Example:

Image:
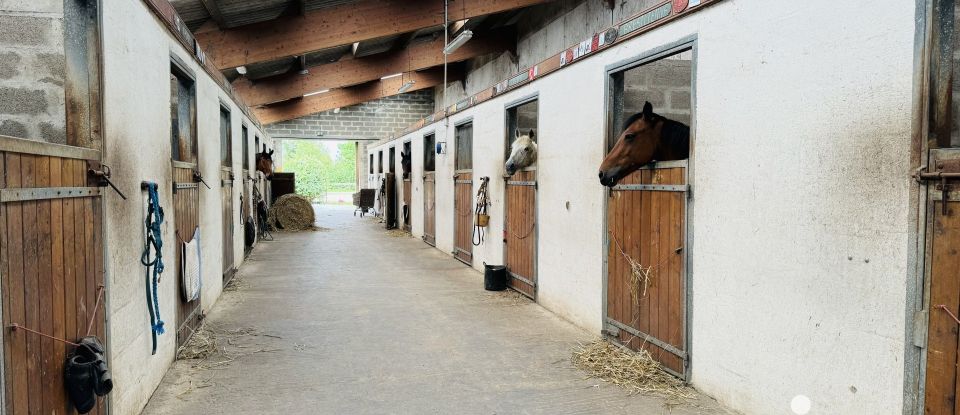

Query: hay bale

[268,194,316,231]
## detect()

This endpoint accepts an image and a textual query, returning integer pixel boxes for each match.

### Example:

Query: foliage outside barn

[280,140,357,203]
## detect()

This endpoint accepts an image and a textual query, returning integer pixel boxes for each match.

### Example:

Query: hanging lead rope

[473,177,489,246]
[140,182,165,355]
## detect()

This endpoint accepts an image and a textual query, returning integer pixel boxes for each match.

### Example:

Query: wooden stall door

[504,170,537,298]
[454,172,473,265]
[221,168,235,285]
[0,143,107,414]
[922,149,960,414]
[423,172,436,246]
[403,177,412,231]
[605,163,688,377]
[172,163,201,348]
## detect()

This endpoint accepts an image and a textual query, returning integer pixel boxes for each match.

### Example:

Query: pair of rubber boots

[64,336,112,414]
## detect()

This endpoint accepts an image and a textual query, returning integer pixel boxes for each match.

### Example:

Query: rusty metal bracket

[86,162,127,200]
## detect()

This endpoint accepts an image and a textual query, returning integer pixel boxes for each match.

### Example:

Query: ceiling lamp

[443,30,472,55]
[398,80,416,93]
[236,66,248,75]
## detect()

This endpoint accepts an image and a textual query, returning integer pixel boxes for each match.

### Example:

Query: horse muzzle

[598,170,620,187]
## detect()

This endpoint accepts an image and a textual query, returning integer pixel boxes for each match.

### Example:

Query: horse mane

[623,111,689,159]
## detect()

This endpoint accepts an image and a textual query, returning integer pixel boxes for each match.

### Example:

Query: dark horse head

[400,150,411,177]
[256,144,275,179]
[598,101,689,187]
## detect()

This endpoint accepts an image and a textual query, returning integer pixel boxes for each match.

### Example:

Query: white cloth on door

[182,227,202,302]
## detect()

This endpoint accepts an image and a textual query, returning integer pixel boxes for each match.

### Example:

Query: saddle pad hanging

[181,227,202,302]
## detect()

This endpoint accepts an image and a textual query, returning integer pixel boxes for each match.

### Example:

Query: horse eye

[625,133,636,141]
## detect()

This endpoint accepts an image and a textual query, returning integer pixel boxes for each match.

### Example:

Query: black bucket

[484,264,507,291]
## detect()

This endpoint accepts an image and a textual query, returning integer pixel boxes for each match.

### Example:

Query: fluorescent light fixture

[398,80,416,93]
[380,73,403,80]
[443,30,473,55]
[236,66,248,75]
[303,89,329,97]
[333,107,340,114]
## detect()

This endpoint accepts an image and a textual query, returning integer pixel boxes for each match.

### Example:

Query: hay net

[267,194,316,231]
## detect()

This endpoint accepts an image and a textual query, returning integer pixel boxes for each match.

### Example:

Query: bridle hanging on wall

[473,177,490,246]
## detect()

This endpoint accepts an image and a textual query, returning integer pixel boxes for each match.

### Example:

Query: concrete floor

[143,205,732,415]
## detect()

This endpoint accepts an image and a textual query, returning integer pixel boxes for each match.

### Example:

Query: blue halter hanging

[140,182,165,355]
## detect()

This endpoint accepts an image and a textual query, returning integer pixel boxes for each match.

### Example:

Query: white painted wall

[369,1,917,414]
[100,1,270,413]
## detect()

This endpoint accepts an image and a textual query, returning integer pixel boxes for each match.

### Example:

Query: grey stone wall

[265,90,435,179]
[0,3,67,143]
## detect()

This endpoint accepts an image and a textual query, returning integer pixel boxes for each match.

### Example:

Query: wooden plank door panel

[423,172,435,246]
[222,168,234,285]
[454,172,473,265]
[605,164,687,377]
[505,169,536,298]
[173,165,201,348]
[403,177,412,231]
[924,148,960,414]
[1,148,106,415]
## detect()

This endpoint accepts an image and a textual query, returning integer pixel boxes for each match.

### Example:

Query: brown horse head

[598,101,689,187]
[256,144,274,179]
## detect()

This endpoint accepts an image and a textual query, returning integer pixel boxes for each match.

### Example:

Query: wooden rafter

[198,0,226,27]
[235,32,512,106]
[256,67,459,124]
[195,0,550,69]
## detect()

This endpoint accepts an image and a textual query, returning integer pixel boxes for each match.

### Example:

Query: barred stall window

[423,133,436,172]
[455,122,473,171]
[171,63,197,163]
[369,154,374,174]
[609,50,693,150]
[389,146,396,173]
[505,99,539,159]
[219,105,232,167]
[378,150,383,173]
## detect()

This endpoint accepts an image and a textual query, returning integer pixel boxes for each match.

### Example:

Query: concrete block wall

[264,90,434,183]
[0,3,67,143]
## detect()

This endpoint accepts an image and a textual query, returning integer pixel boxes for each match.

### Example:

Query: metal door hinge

[913,310,928,348]
[192,169,211,189]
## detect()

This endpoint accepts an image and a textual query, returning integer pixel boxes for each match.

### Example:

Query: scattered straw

[223,274,248,292]
[268,194,316,231]
[177,324,282,370]
[572,339,694,403]
[385,228,410,238]
[481,289,531,306]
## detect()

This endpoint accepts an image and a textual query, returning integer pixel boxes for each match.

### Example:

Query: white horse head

[505,129,537,176]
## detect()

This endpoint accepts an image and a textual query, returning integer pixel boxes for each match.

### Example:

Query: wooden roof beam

[196,0,551,69]
[256,67,456,124]
[199,0,227,27]
[235,31,512,106]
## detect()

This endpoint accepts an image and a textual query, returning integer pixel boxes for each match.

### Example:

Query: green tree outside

[280,140,357,202]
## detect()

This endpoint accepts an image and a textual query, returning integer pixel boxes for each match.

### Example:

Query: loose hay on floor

[572,339,694,403]
[385,228,410,237]
[481,289,531,306]
[268,194,316,231]
[177,324,280,370]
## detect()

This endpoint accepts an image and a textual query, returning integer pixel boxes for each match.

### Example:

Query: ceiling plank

[196,0,551,69]
[234,32,511,106]
[256,67,457,124]
[198,0,227,27]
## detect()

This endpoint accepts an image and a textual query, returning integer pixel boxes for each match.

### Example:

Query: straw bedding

[572,339,694,403]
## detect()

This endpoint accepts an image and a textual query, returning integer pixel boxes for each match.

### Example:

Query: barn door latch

[914,163,960,214]
[87,161,127,200]
[192,169,212,189]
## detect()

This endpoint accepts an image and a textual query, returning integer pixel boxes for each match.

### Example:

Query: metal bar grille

[507,181,537,186]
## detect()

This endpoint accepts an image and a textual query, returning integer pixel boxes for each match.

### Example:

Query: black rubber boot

[77,336,113,396]
[64,354,97,414]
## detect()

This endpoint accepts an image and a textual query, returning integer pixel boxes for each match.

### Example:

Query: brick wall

[0,3,67,143]
[264,90,435,180]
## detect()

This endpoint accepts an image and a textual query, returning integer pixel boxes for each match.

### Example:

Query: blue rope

[140,182,165,355]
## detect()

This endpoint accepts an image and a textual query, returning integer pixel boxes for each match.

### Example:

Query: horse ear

[268,149,274,156]
[515,129,519,138]
[528,129,535,139]
[643,101,653,117]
